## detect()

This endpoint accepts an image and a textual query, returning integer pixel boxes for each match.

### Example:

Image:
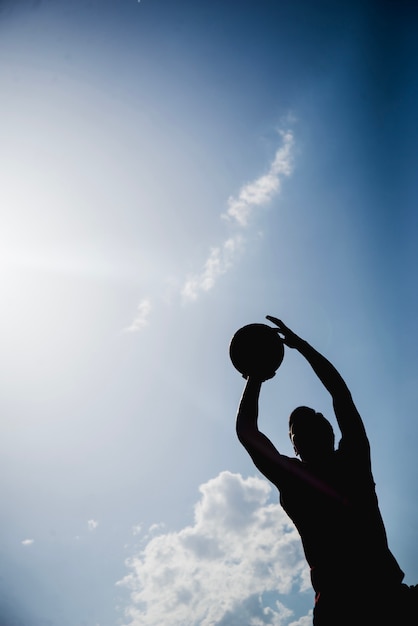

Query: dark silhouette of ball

[229,323,284,378]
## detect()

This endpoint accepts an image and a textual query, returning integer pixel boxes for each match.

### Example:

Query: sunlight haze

[1,1,418,625]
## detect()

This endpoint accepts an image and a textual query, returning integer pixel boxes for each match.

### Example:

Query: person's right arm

[236,376,294,484]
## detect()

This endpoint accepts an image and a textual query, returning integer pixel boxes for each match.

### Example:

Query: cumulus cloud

[21,539,34,546]
[288,616,313,626]
[118,471,310,626]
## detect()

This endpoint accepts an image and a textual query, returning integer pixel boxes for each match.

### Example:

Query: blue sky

[1,1,418,624]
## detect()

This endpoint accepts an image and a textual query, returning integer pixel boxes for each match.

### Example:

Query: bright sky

[1,1,418,625]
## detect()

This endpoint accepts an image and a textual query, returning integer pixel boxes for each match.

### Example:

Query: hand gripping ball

[229,323,284,379]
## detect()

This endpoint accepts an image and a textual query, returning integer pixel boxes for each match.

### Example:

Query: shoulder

[251,451,300,487]
[337,433,371,460]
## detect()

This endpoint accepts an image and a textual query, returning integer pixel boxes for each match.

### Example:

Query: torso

[274,447,404,592]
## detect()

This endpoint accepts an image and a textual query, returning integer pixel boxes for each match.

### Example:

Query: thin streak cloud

[181,129,294,303]
[181,235,244,302]
[124,299,152,332]
[21,539,34,546]
[223,130,294,226]
[126,129,294,328]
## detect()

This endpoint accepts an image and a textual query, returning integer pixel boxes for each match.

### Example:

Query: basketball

[229,323,284,379]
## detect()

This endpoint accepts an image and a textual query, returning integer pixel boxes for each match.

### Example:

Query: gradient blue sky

[1,1,418,625]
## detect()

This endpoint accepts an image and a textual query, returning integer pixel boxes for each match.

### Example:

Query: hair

[288,406,334,439]
[289,406,316,428]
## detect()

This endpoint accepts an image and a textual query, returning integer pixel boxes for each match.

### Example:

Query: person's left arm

[267,316,369,453]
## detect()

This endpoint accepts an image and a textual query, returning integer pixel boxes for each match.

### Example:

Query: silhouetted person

[236,317,414,625]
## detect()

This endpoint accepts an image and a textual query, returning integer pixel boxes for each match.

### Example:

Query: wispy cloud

[124,298,152,332]
[126,128,295,327]
[21,539,34,546]
[223,129,294,226]
[181,129,294,302]
[118,471,310,626]
[181,235,244,301]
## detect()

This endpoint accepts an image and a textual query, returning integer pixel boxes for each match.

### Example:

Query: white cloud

[117,471,310,626]
[127,128,295,318]
[223,130,294,226]
[88,519,99,531]
[181,235,244,301]
[124,298,152,333]
[148,522,165,534]
[181,129,294,302]
[21,539,34,546]
[289,615,313,626]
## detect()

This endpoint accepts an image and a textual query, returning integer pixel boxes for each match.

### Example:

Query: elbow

[235,422,245,442]
[236,428,247,446]
[236,421,256,447]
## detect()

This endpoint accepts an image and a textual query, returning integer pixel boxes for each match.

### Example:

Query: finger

[266,315,282,326]
[268,316,290,335]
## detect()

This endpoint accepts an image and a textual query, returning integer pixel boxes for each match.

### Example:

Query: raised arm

[266,316,368,446]
[236,376,294,484]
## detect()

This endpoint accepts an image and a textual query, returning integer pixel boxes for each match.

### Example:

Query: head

[289,406,335,463]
